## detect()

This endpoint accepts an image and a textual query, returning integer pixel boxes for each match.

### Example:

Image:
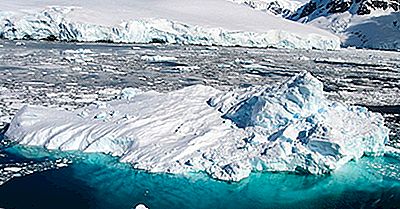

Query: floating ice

[135,204,149,209]
[140,55,178,63]
[3,167,22,172]
[0,157,72,186]
[120,88,143,101]
[5,72,389,181]
[64,49,94,54]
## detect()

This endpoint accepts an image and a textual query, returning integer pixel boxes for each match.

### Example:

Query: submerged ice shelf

[5,72,389,181]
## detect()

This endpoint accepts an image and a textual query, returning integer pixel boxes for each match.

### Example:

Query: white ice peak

[5,72,389,181]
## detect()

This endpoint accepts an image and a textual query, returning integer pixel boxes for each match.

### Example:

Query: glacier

[0,0,340,50]
[4,72,389,181]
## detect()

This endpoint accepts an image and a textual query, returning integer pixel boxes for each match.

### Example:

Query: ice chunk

[135,204,149,209]
[64,49,94,54]
[216,72,389,174]
[5,72,389,181]
[3,167,23,172]
[140,55,178,62]
[120,88,143,101]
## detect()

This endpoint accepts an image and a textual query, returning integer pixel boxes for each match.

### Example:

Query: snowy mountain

[290,0,400,50]
[228,0,306,17]
[291,0,399,20]
[0,0,339,49]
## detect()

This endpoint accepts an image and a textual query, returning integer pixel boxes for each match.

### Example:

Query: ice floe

[0,157,71,186]
[141,55,178,63]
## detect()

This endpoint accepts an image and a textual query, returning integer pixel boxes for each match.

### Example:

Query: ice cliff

[0,0,340,50]
[5,72,389,181]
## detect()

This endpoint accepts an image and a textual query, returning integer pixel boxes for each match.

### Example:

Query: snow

[5,72,389,181]
[289,0,400,50]
[0,0,339,50]
[228,0,305,17]
[307,12,400,50]
[339,12,400,50]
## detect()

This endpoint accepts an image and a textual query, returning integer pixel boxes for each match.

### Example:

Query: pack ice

[0,0,339,49]
[5,72,389,181]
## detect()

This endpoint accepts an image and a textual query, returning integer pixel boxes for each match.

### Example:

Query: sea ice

[5,72,389,181]
[135,204,149,209]
[140,55,178,63]
[120,88,144,101]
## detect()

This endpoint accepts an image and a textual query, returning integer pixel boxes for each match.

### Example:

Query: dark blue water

[0,145,399,209]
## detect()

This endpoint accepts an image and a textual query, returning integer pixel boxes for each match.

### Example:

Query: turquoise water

[0,146,399,209]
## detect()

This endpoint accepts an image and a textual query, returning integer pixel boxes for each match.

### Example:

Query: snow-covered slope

[291,0,399,20]
[0,0,339,49]
[228,0,306,17]
[5,72,389,181]
[290,0,400,50]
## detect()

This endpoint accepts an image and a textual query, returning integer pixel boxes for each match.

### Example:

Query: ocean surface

[0,145,399,209]
[0,40,399,208]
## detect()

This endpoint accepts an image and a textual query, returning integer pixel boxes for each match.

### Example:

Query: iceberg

[135,204,149,209]
[5,72,389,181]
[0,0,340,50]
